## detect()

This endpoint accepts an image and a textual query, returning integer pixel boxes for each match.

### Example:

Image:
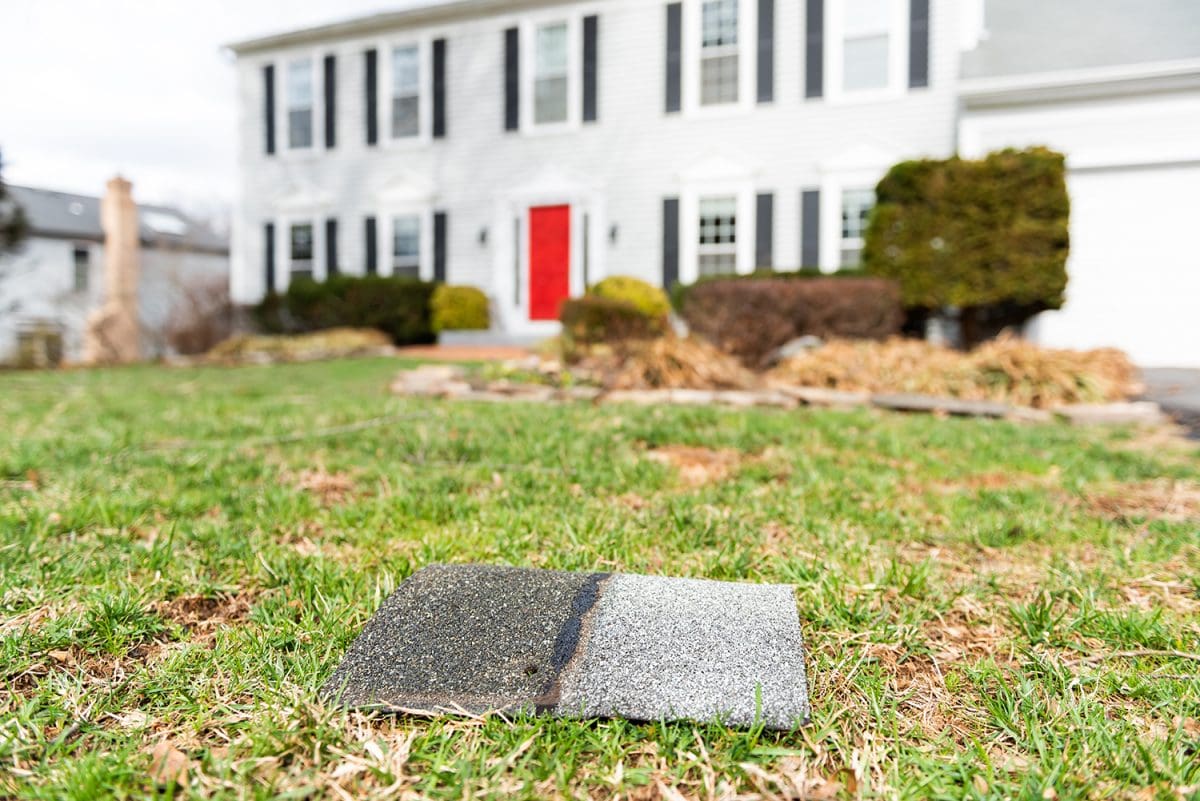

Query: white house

[0,185,230,365]
[227,0,1200,366]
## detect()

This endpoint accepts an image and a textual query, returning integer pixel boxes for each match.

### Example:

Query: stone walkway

[1142,369,1200,438]
[396,344,532,362]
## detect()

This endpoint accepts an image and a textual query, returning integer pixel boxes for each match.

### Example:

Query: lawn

[2,357,1198,800]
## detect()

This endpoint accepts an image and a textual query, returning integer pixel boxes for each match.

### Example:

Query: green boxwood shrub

[254,276,437,346]
[589,276,672,321]
[864,147,1070,344]
[431,285,490,332]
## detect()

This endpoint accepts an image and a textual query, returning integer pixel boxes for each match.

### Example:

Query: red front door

[528,205,571,321]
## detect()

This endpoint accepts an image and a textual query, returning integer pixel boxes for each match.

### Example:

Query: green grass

[2,358,1199,800]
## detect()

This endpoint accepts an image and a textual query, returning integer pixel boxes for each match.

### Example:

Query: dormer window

[287,59,314,149]
[534,22,570,124]
[700,0,739,105]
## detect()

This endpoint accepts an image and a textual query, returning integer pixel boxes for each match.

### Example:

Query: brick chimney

[84,176,142,363]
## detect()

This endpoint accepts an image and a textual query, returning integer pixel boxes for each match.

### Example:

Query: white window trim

[379,35,434,148]
[817,168,885,272]
[679,182,756,284]
[682,0,757,118]
[279,216,325,287]
[280,54,322,155]
[377,205,434,281]
[825,0,911,104]
[519,12,584,135]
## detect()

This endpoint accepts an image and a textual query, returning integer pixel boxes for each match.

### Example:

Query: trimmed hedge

[254,276,437,346]
[864,147,1070,344]
[589,276,672,321]
[432,285,490,332]
[679,277,903,367]
[670,268,873,312]
[560,296,664,356]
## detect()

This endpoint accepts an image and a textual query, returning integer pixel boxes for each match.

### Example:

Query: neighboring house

[228,0,970,337]
[0,185,230,364]
[226,0,1199,366]
[959,0,1200,368]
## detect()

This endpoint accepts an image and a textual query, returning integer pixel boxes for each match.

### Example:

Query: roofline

[225,0,562,55]
[960,57,1200,106]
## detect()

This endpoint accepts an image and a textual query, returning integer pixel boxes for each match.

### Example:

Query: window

[391,45,421,138]
[534,22,569,124]
[72,246,89,292]
[700,0,739,105]
[290,223,314,278]
[840,188,875,267]
[843,0,890,91]
[392,215,421,278]
[287,59,314,149]
[698,196,738,276]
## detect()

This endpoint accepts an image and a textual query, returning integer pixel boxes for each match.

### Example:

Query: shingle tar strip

[322,565,810,730]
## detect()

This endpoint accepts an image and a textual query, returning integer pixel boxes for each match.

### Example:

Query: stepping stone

[323,565,810,731]
[871,393,1013,418]
[1056,401,1167,427]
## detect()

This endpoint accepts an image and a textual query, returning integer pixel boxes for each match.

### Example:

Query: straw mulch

[767,336,1139,409]
[578,336,759,391]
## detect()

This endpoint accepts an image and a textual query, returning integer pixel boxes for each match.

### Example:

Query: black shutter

[433,212,448,282]
[365,217,378,275]
[323,55,337,149]
[583,15,599,122]
[805,0,824,99]
[663,198,680,290]
[263,65,276,155]
[756,193,774,269]
[433,38,447,138]
[365,49,379,145]
[264,222,276,292]
[757,0,775,103]
[801,190,821,269]
[504,28,520,131]
[665,3,683,113]
[325,218,339,276]
[909,0,930,89]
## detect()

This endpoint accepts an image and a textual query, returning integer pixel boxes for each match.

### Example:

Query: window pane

[699,254,738,277]
[535,76,569,124]
[702,0,739,47]
[701,54,739,105]
[844,0,890,37]
[536,23,569,77]
[844,35,889,91]
[289,110,313,148]
[287,60,313,108]
[290,224,314,277]
[393,215,421,277]
[392,46,420,93]
[73,247,89,292]
[841,189,875,240]
[392,96,420,138]
[700,197,737,244]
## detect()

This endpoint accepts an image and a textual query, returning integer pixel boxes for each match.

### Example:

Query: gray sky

[0,0,423,213]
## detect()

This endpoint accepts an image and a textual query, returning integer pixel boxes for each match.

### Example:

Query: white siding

[233,0,964,333]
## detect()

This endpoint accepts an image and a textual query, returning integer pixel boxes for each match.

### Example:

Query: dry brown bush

[768,335,1138,408]
[164,276,235,356]
[579,336,759,390]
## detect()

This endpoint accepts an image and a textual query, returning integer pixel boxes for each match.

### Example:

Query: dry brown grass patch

[156,592,257,642]
[1085,480,1200,523]
[582,336,759,391]
[292,468,358,506]
[645,446,747,487]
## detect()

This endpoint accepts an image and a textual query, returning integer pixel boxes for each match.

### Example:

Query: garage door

[1030,165,1200,368]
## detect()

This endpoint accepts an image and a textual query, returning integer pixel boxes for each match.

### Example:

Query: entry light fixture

[609,224,619,244]
[478,227,489,246]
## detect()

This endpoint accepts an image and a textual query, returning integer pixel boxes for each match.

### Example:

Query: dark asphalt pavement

[1141,369,1200,438]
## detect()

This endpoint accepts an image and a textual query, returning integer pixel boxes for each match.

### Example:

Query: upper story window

[700,0,739,105]
[840,188,875,267]
[290,223,315,278]
[842,0,890,92]
[698,196,738,277]
[391,45,421,139]
[392,215,421,278]
[72,246,90,292]
[287,59,314,149]
[534,22,570,125]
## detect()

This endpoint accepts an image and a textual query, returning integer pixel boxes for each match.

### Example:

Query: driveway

[1141,369,1200,439]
